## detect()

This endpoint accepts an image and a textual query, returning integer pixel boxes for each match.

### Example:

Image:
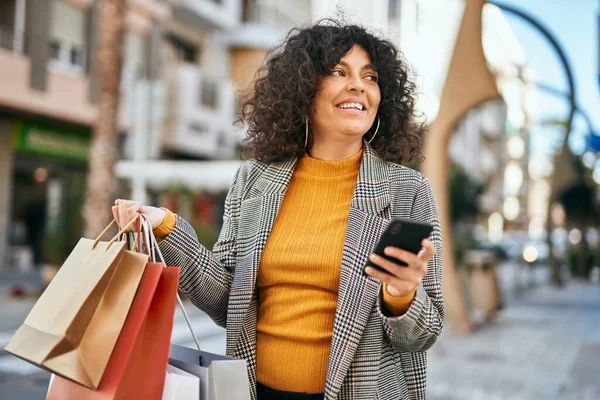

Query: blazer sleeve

[157,168,242,328]
[376,176,445,352]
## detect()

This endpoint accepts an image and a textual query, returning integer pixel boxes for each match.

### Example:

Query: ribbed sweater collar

[296,148,363,177]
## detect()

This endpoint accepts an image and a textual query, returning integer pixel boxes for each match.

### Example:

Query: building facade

[0,0,317,271]
[115,0,311,246]
[0,0,168,272]
[0,0,535,272]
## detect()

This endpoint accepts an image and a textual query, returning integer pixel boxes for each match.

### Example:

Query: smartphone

[364,218,433,274]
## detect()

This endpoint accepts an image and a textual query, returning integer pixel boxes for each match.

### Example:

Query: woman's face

[311,44,381,145]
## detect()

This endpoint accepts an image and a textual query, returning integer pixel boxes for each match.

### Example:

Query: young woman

[113,20,443,400]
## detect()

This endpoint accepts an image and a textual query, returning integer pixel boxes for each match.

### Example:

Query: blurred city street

[428,264,600,400]
[0,0,599,399]
[1,263,599,399]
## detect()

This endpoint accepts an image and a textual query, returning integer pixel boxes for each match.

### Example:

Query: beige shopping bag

[4,216,149,389]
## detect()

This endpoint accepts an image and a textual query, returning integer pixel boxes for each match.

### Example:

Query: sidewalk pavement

[427,263,600,400]
[1,263,599,399]
[0,269,42,332]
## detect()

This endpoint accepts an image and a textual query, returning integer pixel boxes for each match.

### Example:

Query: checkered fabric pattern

[158,144,444,400]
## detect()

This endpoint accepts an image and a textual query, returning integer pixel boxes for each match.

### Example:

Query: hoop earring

[305,118,309,149]
[366,116,380,145]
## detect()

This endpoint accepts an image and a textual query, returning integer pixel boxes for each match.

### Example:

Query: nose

[346,75,365,93]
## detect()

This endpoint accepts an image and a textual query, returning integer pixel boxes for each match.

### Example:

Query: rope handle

[141,214,201,351]
[120,222,150,256]
[92,215,141,250]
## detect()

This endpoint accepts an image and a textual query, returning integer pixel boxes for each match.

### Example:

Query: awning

[114,160,243,192]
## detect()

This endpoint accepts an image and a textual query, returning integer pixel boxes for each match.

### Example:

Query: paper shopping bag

[5,217,148,389]
[162,364,200,400]
[47,263,180,400]
[169,344,251,400]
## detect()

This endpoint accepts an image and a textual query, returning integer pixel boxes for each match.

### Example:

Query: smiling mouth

[336,102,366,111]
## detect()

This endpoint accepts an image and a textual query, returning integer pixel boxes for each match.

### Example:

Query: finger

[118,202,128,228]
[418,239,436,262]
[369,254,413,279]
[118,201,137,230]
[383,247,420,267]
[421,261,429,277]
[131,205,143,233]
[364,266,416,294]
[364,266,404,287]
[111,206,119,224]
[126,204,143,232]
[118,200,136,216]
[127,204,141,221]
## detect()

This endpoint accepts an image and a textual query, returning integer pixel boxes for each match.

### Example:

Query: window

[49,1,86,74]
[388,0,402,20]
[189,122,209,136]
[49,41,61,60]
[242,0,258,23]
[200,78,218,109]
[0,0,16,51]
[70,46,86,68]
[49,40,86,72]
[165,34,198,64]
[217,131,227,148]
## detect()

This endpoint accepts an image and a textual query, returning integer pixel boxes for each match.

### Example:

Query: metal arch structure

[535,83,596,138]
[488,1,579,285]
[488,1,577,149]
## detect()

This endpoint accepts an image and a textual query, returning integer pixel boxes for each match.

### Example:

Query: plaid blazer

[159,144,444,399]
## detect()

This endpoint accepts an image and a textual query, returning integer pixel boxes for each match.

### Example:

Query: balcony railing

[200,77,218,109]
[160,63,238,158]
[242,1,309,32]
[169,0,237,31]
[48,38,87,74]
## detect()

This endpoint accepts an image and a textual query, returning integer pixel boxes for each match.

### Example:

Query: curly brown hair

[239,19,424,166]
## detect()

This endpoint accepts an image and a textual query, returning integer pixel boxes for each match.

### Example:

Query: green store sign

[12,120,91,162]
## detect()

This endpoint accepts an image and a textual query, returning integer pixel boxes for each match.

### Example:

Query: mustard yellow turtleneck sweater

[154,149,415,394]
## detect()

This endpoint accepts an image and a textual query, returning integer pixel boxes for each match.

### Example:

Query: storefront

[2,117,90,272]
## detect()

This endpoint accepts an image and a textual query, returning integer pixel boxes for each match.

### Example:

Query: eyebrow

[337,61,378,73]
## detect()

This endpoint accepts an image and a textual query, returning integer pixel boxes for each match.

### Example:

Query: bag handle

[106,215,143,249]
[92,215,141,250]
[141,214,202,351]
[120,219,151,256]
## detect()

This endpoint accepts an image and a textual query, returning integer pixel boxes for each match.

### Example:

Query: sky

[497,0,599,158]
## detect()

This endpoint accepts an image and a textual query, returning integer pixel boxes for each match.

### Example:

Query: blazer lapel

[325,145,391,397]
[228,157,297,351]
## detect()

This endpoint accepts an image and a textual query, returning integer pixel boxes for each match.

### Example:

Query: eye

[330,69,344,77]
[365,74,378,82]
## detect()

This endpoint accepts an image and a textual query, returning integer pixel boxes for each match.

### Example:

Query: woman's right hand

[112,199,166,232]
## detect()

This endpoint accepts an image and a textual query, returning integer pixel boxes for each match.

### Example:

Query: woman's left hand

[365,239,436,297]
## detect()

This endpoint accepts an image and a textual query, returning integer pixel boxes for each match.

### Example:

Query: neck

[308,136,363,161]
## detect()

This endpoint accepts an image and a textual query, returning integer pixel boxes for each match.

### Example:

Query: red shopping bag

[47,262,180,400]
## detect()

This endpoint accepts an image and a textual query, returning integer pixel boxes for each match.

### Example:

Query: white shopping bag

[168,344,251,400]
[162,364,200,400]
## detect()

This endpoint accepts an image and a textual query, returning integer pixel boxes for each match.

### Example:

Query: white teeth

[338,102,364,111]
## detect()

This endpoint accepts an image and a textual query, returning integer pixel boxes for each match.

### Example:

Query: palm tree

[83,0,126,238]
